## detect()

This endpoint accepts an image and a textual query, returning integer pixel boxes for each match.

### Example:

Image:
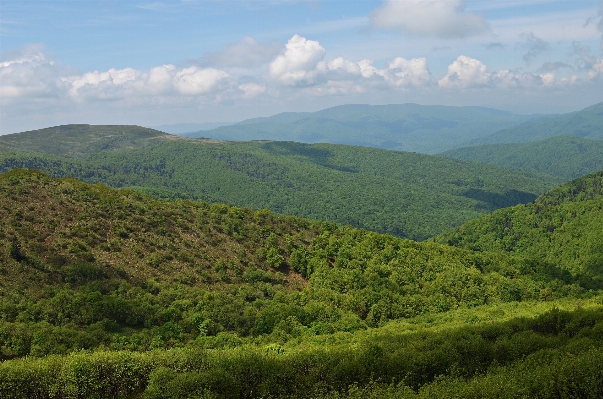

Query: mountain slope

[185,104,534,153]
[439,135,603,181]
[0,169,592,356]
[1,170,601,398]
[474,101,603,145]
[434,170,603,282]
[0,124,188,157]
[0,139,556,240]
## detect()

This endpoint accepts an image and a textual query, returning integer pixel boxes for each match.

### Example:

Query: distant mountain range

[180,102,603,154]
[473,101,603,145]
[182,104,536,154]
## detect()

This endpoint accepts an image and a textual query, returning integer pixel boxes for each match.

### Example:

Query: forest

[0,168,602,398]
[0,137,556,240]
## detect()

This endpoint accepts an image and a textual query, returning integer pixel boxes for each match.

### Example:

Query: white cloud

[61,65,229,100]
[359,57,432,87]
[438,56,490,88]
[0,44,68,101]
[173,67,229,95]
[200,36,282,68]
[269,34,326,85]
[327,57,361,75]
[370,0,488,38]
[588,59,603,79]
[439,56,582,89]
[238,83,266,99]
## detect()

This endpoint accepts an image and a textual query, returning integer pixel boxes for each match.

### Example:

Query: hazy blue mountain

[472,101,603,145]
[440,136,603,181]
[185,104,535,153]
[150,122,235,135]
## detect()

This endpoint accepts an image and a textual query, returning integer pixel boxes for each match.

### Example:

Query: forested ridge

[434,170,603,282]
[0,132,555,240]
[0,169,602,398]
[440,135,603,181]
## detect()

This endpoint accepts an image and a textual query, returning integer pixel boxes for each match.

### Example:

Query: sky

[1,0,603,135]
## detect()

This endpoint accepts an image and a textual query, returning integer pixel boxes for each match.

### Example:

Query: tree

[9,236,25,262]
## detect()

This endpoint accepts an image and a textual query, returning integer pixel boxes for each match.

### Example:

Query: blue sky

[1,0,602,134]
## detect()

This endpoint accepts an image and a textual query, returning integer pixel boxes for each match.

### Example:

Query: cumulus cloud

[269,35,326,85]
[0,44,69,101]
[439,56,567,89]
[438,56,490,88]
[521,32,549,64]
[61,65,229,101]
[199,36,282,68]
[370,0,488,38]
[359,57,432,87]
[173,67,229,95]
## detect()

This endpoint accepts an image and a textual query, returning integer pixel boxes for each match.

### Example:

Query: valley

[0,101,602,398]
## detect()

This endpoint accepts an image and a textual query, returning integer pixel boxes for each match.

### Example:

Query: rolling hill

[184,103,535,153]
[0,124,187,157]
[439,135,603,181]
[0,126,556,240]
[434,170,603,284]
[0,169,602,398]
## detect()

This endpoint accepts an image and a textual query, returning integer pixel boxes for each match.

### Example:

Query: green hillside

[434,170,603,283]
[474,101,603,145]
[440,135,603,181]
[187,104,533,153]
[0,169,601,398]
[0,137,556,240]
[0,124,188,157]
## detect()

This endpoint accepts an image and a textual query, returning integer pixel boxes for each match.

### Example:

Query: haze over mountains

[180,104,536,154]
[2,101,602,241]
[177,101,603,154]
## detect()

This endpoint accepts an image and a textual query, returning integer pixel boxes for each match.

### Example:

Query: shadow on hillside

[261,142,358,173]
[464,188,538,210]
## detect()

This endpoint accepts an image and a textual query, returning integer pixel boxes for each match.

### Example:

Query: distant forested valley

[0,101,602,398]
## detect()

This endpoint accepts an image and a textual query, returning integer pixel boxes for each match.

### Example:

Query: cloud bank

[1,30,602,134]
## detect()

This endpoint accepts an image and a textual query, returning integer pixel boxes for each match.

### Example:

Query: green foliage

[1,307,603,398]
[435,170,603,281]
[0,169,601,398]
[440,135,603,181]
[0,138,555,240]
